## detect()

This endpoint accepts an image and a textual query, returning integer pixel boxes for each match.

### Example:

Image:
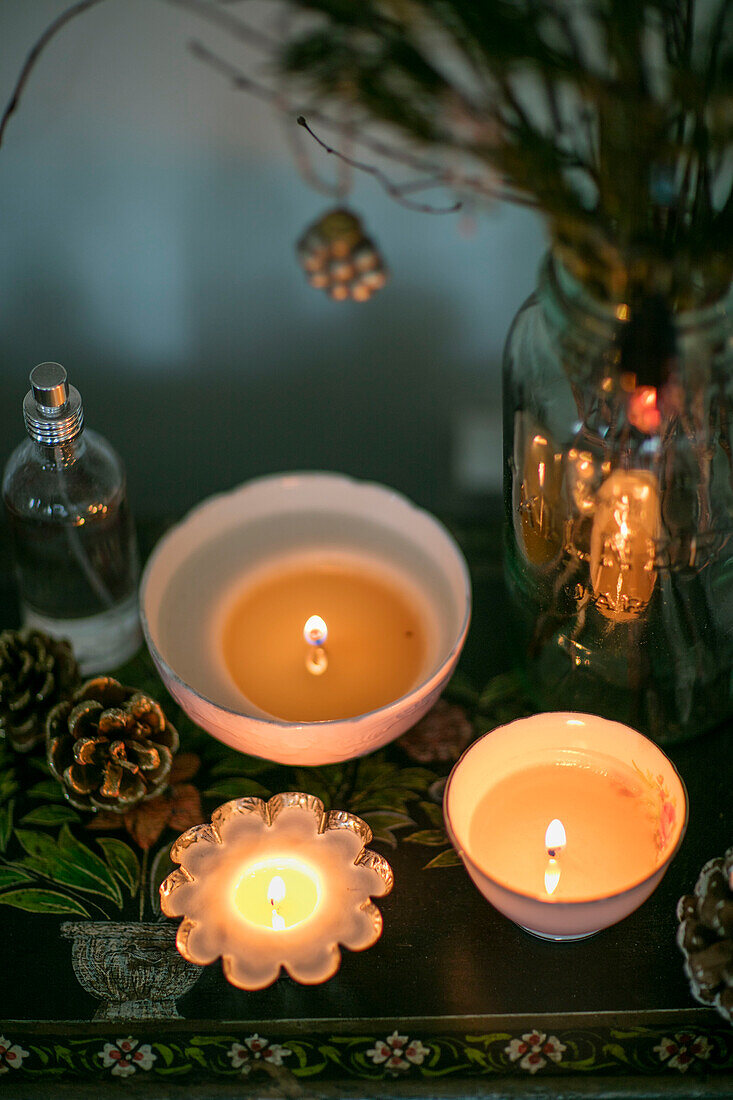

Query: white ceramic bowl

[141,472,471,765]
[444,712,688,940]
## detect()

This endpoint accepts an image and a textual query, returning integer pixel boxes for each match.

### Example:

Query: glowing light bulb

[303,615,328,675]
[590,471,660,621]
[515,420,564,565]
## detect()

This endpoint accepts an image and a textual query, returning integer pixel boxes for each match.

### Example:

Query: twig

[0,0,108,152]
[282,118,343,199]
[296,117,462,214]
[165,0,278,54]
[188,38,535,207]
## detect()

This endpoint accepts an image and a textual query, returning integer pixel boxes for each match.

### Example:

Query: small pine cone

[47,677,179,812]
[677,847,733,1023]
[0,629,80,752]
[296,208,389,302]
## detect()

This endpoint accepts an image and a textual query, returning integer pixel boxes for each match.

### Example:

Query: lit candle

[141,472,471,765]
[234,861,320,929]
[220,554,427,722]
[590,470,660,620]
[444,712,687,940]
[160,792,394,990]
[543,818,565,896]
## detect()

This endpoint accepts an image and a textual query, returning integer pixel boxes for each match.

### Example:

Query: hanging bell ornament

[297,208,388,302]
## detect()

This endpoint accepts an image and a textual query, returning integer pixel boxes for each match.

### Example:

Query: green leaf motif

[477,671,527,715]
[209,755,273,779]
[0,799,14,853]
[21,806,81,826]
[423,848,462,869]
[97,837,140,897]
[394,767,438,788]
[405,828,447,846]
[0,772,19,803]
[603,1041,633,1065]
[443,669,479,706]
[292,770,333,808]
[27,780,66,802]
[16,827,122,907]
[15,828,58,866]
[0,867,32,889]
[204,778,271,800]
[183,1047,207,1068]
[360,810,415,848]
[0,888,90,916]
[57,825,123,907]
[418,800,444,827]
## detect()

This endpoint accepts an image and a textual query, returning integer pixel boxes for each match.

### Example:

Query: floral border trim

[0,1023,731,1081]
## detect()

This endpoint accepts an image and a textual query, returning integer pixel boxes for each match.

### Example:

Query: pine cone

[0,629,80,752]
[47,677,179,812]
[676,847,733,1024]
[297,208,388,302]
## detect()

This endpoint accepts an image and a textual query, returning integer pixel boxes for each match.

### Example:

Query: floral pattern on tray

[0,1021,730,1082]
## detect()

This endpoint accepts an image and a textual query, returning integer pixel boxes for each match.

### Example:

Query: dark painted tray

[0,516,731,1098]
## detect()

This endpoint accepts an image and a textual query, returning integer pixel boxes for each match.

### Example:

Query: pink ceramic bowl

[141,472,471,765]
[444,712,688,940]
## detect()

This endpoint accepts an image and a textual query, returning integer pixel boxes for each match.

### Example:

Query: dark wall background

[0,0,546,522]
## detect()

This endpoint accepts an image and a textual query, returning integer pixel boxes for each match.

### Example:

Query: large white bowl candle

[141,472,471,764]
[160,792,393,990]
[444,712,687,940]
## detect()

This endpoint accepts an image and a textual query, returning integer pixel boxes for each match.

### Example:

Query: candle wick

[547,848,556,858]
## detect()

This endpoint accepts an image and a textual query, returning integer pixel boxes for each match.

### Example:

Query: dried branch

[296,116,462,214]
[0,0,109,152]
[165,0,279,55]
[188,37,537,209]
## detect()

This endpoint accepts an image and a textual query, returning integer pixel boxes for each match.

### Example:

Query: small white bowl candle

[141,472,470,764]
[159,792,393,990]
[444,712,687,940]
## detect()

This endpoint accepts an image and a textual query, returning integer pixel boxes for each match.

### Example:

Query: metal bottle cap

[23,362,84,445]
[30,362,69,409]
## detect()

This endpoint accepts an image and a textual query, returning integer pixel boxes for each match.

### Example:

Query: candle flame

[544,860,561,895]
[268,875,286,905]
[268,875,287,930]
[545,818,566,853]
[303,615,328,647]
[304,615,329,676]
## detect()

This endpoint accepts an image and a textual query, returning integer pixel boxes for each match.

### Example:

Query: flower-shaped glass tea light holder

[160,793,393,990]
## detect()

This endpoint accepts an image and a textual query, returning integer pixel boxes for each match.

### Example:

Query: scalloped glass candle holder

[160,792,393,990]
[444,712,688,941]
[140,471,471,765]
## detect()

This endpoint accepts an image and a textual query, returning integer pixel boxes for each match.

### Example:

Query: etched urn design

[61,921,202,1020]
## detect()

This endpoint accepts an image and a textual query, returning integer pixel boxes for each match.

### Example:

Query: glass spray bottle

[2,362,142,672]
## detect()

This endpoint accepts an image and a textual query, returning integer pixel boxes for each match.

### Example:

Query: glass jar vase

[503,253,733,744]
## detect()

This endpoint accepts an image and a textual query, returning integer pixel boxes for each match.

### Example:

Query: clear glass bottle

[503,254,733,744]
[2,362,142,673]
